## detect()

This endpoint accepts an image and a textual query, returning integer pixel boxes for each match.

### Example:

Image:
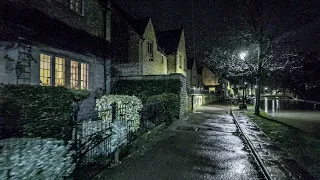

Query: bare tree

[203,0,318,115]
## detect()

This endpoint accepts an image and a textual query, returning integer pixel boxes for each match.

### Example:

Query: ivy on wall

[111,79,182,103]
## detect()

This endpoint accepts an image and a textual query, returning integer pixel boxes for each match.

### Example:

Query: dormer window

[70,0,84,15]
[147,41,153,57]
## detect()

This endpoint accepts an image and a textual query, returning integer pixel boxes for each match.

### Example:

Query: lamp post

[239,51,247,109]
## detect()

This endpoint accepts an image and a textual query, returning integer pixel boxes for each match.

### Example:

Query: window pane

[80,63,88,89]
[71,60,79,88]
[55,57,65,86]
[40,54,51,86]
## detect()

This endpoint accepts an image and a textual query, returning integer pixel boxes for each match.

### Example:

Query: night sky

[114,0,320,59]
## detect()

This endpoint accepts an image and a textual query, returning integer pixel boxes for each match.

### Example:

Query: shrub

[95,95,143,132]
[111,79,181,103]
[0,84,90,140]
[0,138,75,180]
[142,93,179,127]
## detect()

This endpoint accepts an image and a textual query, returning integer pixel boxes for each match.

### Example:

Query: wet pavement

[95,105,264,180]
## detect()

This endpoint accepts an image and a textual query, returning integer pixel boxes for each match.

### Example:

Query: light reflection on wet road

[96,105,263,180]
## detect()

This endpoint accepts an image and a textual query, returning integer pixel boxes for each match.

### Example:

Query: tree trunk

[254,76,261,115]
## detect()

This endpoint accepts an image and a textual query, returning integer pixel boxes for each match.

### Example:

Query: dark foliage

[142,93,179,126]
[0,84,90,140]
[111,79,181,103]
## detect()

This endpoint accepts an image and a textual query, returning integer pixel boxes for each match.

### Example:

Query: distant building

[157,28,187,76]
[0,0,112,118]
[187,58,198,88]
[111,4,167,76]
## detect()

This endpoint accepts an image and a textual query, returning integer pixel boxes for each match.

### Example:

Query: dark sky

[114,0,320,59]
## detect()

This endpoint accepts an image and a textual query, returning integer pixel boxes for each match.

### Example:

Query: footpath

[93,104,313,180]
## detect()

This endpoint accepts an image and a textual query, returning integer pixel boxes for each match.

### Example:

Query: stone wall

[28,0,109,38]
[112,63,140,76]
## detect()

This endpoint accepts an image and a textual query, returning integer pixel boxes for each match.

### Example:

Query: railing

[189,88,210,94]
[72,102,135,168]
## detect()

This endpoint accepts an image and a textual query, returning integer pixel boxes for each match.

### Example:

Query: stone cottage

[0,0,112,119]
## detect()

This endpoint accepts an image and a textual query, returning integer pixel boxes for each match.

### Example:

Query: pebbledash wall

[0,42,111,120]
[114,74,189,118]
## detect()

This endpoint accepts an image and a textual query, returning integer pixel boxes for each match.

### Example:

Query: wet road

[95,105,263,180]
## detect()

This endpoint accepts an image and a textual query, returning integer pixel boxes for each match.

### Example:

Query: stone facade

[112,63,140,76]
[203,67,219,86]
[111,11,167,76]
[29,0,110,39]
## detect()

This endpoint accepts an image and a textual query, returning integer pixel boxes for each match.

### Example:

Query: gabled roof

[0,1,110,57]
[112,2,150,37]
[130,17,150,36]
[157,28,183,55]
[197,66,204,75]
[187,58,195,70]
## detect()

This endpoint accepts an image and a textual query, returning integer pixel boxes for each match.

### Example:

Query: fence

[72,102,136,168]
[0,101,139,177]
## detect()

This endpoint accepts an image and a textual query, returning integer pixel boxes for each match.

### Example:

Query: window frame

[55,57,66,86]
[70,0,84,16]
[39,54,89,90]
[40,54,52,86]
[70,60,79,89]
[80,63,89,89]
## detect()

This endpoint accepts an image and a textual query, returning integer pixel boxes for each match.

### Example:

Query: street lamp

[239,51,247,110]
[264,87,268,95]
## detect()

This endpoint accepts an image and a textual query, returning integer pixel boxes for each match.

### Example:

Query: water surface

[260,98,320,136]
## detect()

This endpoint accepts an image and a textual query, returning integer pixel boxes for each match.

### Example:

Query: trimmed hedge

[142,93,179,127]
[0,84,90,140]
[111,79,181,103]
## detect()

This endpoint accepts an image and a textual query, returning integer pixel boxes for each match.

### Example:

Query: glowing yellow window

[55,57,65,86]
[70,60,79,88]
[40,54,51,86]
[80,63,88,89]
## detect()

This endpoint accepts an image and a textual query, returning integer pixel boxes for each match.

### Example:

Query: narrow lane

[95,105,264,180]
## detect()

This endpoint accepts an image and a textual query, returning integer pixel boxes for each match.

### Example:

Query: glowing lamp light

[239,51,247,60]
[254,85,257,88]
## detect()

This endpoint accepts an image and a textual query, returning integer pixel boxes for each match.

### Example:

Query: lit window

[40,54,51,86]
[70,60,79,88]
[55,57,65,86]
[80,63,88,89]
[70,0,84,15]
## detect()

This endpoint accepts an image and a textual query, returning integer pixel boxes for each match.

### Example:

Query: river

[259,97,320,137]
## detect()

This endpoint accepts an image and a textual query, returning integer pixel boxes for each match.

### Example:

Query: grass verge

[247,111,320,179]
